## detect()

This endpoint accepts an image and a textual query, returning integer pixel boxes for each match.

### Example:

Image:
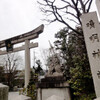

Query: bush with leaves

[27,71,38,100]
[27,84,37,100]
[69,55,96,99]
[19,70,38,100]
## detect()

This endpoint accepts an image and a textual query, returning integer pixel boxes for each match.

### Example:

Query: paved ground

[8,92,31,100]
[8,92,20,100]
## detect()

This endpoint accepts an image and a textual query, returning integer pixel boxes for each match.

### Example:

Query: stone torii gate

[0,24,44,87]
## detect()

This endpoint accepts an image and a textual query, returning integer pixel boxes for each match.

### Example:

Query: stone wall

[0,83,9,100]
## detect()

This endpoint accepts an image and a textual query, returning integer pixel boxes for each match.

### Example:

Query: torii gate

[0,24,44,87]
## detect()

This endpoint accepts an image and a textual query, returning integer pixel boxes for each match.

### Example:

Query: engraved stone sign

[81,12,100,98]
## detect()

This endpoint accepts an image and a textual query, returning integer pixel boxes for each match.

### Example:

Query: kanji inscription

[89,34,99,42]
[86,20,95,29]
[97,71,100,79]
[92,49,100,58]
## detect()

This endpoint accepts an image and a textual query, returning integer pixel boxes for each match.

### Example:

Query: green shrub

[27,84,37,100]
[19,71,38,100]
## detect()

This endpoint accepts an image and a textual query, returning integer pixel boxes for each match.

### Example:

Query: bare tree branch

[38,0,93,34]
[80,0,85,13]
[65,11,78,19]
[55,6,81,35]
[66,17,79,25]
[61,0,71,5]
[85,0,90,6]
[87,0,93,12]
[0,53,23,88]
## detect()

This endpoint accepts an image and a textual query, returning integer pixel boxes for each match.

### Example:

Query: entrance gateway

[0,24,44,87]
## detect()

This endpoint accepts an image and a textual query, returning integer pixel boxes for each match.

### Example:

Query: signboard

[81,12,100,97]
[5,39,13,52]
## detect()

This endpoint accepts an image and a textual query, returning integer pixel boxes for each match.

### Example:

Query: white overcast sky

[0,0,98,69]
[0,0,65,48]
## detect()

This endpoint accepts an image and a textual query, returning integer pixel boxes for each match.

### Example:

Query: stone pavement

[8,92,31,100]
[8,92,19,100]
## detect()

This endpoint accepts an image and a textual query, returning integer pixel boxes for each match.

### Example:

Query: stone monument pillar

[81,12,100,99]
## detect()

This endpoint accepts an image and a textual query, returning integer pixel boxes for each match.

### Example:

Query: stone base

[0,83,9,100]
[37,76,67,88]
[19,95,31,100]
[46,95,64,100]
[37,76,71,100]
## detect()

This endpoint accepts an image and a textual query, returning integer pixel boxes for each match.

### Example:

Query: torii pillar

[25,40,31,87]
